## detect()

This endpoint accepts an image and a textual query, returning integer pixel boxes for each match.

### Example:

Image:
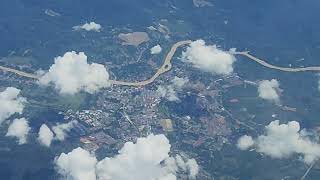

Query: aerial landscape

[1,0,320,179]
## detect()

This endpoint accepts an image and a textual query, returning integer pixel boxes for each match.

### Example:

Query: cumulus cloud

[38,121,75,147]
[157,76,189,101]
[52,120,77,141]
[238,120,320,164]
[97,134,199,180]
[170,155,199,179]
[171,76,189,88]
[181,39,236,75]
[96,134,175,180]
[0,87,26,124]
[157,86,178,102]
[73,22,102,32]
[150,44,162,54]
[237,135,254,150]
[38,124,54,147]
[55,134,199,180]
[258,79,280,102]
[186,159,199,179]
[39,51,110,95]
[193,0,213,7]
[6,118,30,145]
[55,147,98,180]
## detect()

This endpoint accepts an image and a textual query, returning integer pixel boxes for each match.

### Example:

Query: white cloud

[0,87,26,124]
[96,134,199,180]
[193,0,213,7]
[39,51,110,95]
[258,79,280,102]
[38,124,54,147]
[55,147,98,180]
[237,135,254,150]
[73,22,102,32]
[55,134,199,180]
[171,76,189,88]
[150,44,162,54]
[181,39,236,75]
[6,118,30,145]
[157,76,188,102]
[238,120,320,164]
[186,159,199,179]
[52,120,77,141]
[158,174,176,180]
[157,86,179,102]
[96,134,174,180]
[169,155,198,179]
[38,121,75,147]
[175,155,187,171]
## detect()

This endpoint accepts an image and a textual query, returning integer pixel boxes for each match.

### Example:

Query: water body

[1,0,320,179]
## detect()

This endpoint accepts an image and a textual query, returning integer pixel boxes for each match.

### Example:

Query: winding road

[1,40,320,86]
